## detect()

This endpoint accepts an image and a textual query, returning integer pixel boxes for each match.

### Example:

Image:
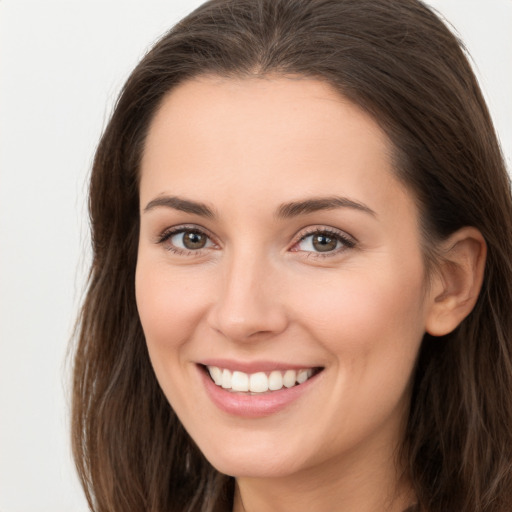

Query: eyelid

[291,226,357,256]
[156,224,218,255]
[155,223,356,258]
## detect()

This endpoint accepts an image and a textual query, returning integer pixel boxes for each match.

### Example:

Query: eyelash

[156,225,356,258]
[157,225,216,256]
[292,227,356,258]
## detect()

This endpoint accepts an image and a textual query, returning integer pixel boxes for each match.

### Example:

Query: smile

[198,362,325,417]
[206,366,318,393]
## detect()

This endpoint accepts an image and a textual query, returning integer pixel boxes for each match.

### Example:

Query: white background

[0,1,510,511]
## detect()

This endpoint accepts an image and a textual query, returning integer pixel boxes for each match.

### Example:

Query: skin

[135,76,482,512]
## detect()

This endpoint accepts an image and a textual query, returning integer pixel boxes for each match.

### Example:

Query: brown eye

[163,228,214,252]
[180,230,208,249]
[312,234,338,252]
[294,229,355,256]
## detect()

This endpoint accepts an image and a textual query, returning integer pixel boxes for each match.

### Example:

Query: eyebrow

[276,196,376,218]
[144,196,216,218]
[143,194,376,219]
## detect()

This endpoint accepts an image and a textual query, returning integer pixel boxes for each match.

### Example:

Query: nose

[206,249,289,342]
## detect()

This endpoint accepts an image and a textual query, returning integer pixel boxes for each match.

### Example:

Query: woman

[71,0,512,511]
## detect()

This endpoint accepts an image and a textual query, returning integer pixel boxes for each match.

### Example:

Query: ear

[425,227,487,337]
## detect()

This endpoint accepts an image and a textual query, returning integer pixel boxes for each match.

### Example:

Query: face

[136,76,434,481]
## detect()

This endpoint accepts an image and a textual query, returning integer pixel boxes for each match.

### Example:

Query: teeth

[268,370,283,391]
[297,369,311,384]
[249,372,268,393]
[232,371,249,392]
[206,366,316,393]
[221,369,231,389]
[283,369,296,388]
[209,366,223,386]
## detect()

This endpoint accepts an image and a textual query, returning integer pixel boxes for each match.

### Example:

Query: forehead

[140,76,413,221]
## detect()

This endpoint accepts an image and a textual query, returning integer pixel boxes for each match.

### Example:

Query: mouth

[198,361,325,417]
[203,365,323,394]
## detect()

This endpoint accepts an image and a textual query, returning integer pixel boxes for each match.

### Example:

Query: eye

[293,228,355,255]
[172,230,211,250]
[158,227,215,253]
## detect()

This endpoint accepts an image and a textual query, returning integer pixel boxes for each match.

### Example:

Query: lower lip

[198,366,321,418]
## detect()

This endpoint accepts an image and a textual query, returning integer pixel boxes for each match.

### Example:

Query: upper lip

[198,358,322,373]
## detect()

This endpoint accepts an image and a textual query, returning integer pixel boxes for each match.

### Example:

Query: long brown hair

[72,1,512,511]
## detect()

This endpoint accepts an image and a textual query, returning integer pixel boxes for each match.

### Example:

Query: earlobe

[425,227,487,337]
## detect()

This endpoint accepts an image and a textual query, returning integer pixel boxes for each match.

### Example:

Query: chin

[199,438,308,479]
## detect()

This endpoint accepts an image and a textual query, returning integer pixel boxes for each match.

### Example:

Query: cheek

[134,259,218,420]
[135,260,211,360]
[295,262,427,370]
[290,266,427,446]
